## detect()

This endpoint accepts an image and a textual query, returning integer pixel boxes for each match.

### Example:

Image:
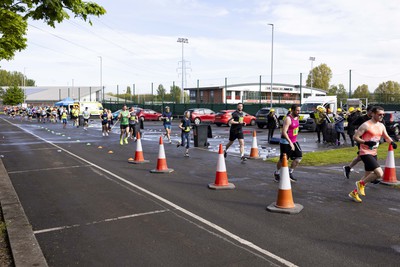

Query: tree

[352,84,370,99]
[328,84,348,102]
[2,85,25,105]
[126,86,131,95]
[157,84,166,101]
[0,70,35,86]
[373,81,400,104]
[0,0,106,60]
[306,63,332,91]
[170,85,181,103]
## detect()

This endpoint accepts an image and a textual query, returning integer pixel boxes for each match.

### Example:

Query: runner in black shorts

[274,104,302,183]
[224,103,247,162]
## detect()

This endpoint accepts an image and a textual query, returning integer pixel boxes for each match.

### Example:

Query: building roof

[24,86,101,101]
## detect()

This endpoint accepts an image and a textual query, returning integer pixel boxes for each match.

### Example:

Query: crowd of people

[4,103,398,204]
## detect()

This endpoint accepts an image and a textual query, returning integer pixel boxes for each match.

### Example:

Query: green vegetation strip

[267,143,400,166]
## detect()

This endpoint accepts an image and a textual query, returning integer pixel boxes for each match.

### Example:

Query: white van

[75,102,103,116]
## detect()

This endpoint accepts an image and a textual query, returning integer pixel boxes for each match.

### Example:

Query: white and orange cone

[381,143,400,185]
[267,153,303,214]
[128,132,149,164]
[208,144,235,190]
[249,130,260,159]
[150,136,174,173]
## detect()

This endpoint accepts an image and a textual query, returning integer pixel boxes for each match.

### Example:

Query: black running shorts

[360,154,379,171]
[279,142,302,160]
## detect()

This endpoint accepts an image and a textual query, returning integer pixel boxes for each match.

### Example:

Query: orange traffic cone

[267,153,303,214]
[249,130,259,159]
[208,144,235,190]
[129,132,149,164]
[150,136,174,173]
[381,143,400,185]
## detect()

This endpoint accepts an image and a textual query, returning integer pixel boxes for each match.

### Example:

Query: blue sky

[1,0,400,94]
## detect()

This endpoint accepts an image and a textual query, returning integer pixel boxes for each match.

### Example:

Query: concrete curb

[0,159,48,267]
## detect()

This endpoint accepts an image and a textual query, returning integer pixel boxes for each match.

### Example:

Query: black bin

[193,124,212,147]
[78,115,84,126]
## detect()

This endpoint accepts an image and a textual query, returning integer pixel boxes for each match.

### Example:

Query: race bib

[293,127,299,136]
[239,117,244,123]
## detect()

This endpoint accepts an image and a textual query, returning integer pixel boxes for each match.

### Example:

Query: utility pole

[177,38,189,104]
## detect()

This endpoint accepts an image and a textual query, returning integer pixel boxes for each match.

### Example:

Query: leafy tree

[0,69,35,86]
[170,85,181,103]
[157,84,166,100]
[2,85,25,105]
[373,81,400,104]
[352,84,370,99]
[306,63,332,91]
[0,0,106,60]
[328,84,348,102]
[126,86,131,95]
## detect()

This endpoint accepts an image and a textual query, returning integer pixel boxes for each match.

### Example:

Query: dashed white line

[33,209,169,235]
[7,164,92,174]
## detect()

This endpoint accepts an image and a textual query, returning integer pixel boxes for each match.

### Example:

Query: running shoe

[105,132,108,136]
[356,180,366,196]
[184,152,189,157]
[241,156,247,162]
[289,172,297,183]
[274,171,280,183]
[124,137,128,144]
[343,166,351,179]
[176,141,181,148]
[169,139,172,144]
[102,132,105,136]
[371,179,380,184]
[120,139,123,145]
[348,190,362,203]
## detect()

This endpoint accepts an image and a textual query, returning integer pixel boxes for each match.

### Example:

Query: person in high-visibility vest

[61,108,68,129]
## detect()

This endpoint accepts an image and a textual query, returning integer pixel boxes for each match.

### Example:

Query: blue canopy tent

[55,97,75,107]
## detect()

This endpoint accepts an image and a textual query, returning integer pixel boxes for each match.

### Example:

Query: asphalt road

[1,117,400,266]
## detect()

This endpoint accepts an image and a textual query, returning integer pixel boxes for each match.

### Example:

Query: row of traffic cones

[126,131,399,214]
[128,132,302,214]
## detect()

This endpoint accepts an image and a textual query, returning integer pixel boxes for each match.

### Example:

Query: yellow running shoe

[124,137,128,144]
[356,181,365,196]
[349,190,362,203]
[120,138,123,145]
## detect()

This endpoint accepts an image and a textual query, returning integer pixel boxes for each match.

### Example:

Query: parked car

[185,108,216,124]
[255,107,288,129]
[214,110,256,127]
[383,111,400,140]
[137,108,162,121]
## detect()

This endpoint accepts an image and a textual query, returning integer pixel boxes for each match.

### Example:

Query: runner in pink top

[274,104,302,183]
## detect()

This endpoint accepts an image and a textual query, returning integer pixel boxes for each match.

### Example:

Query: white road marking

[2,118,297,267]
[33,209,169,235]
[7,164,92,174]
[0,147,58,153]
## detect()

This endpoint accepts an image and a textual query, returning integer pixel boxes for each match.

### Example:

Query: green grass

[267,142,400,166]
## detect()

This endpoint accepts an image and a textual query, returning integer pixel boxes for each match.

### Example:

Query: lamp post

[177,38,188,104]
[309,56,315,96]
[23,67,26,103]
[268,24,274,108]
[98,56,103,101]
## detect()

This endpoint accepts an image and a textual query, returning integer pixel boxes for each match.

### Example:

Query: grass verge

[266,142,400,166]
[0,207,13,267]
